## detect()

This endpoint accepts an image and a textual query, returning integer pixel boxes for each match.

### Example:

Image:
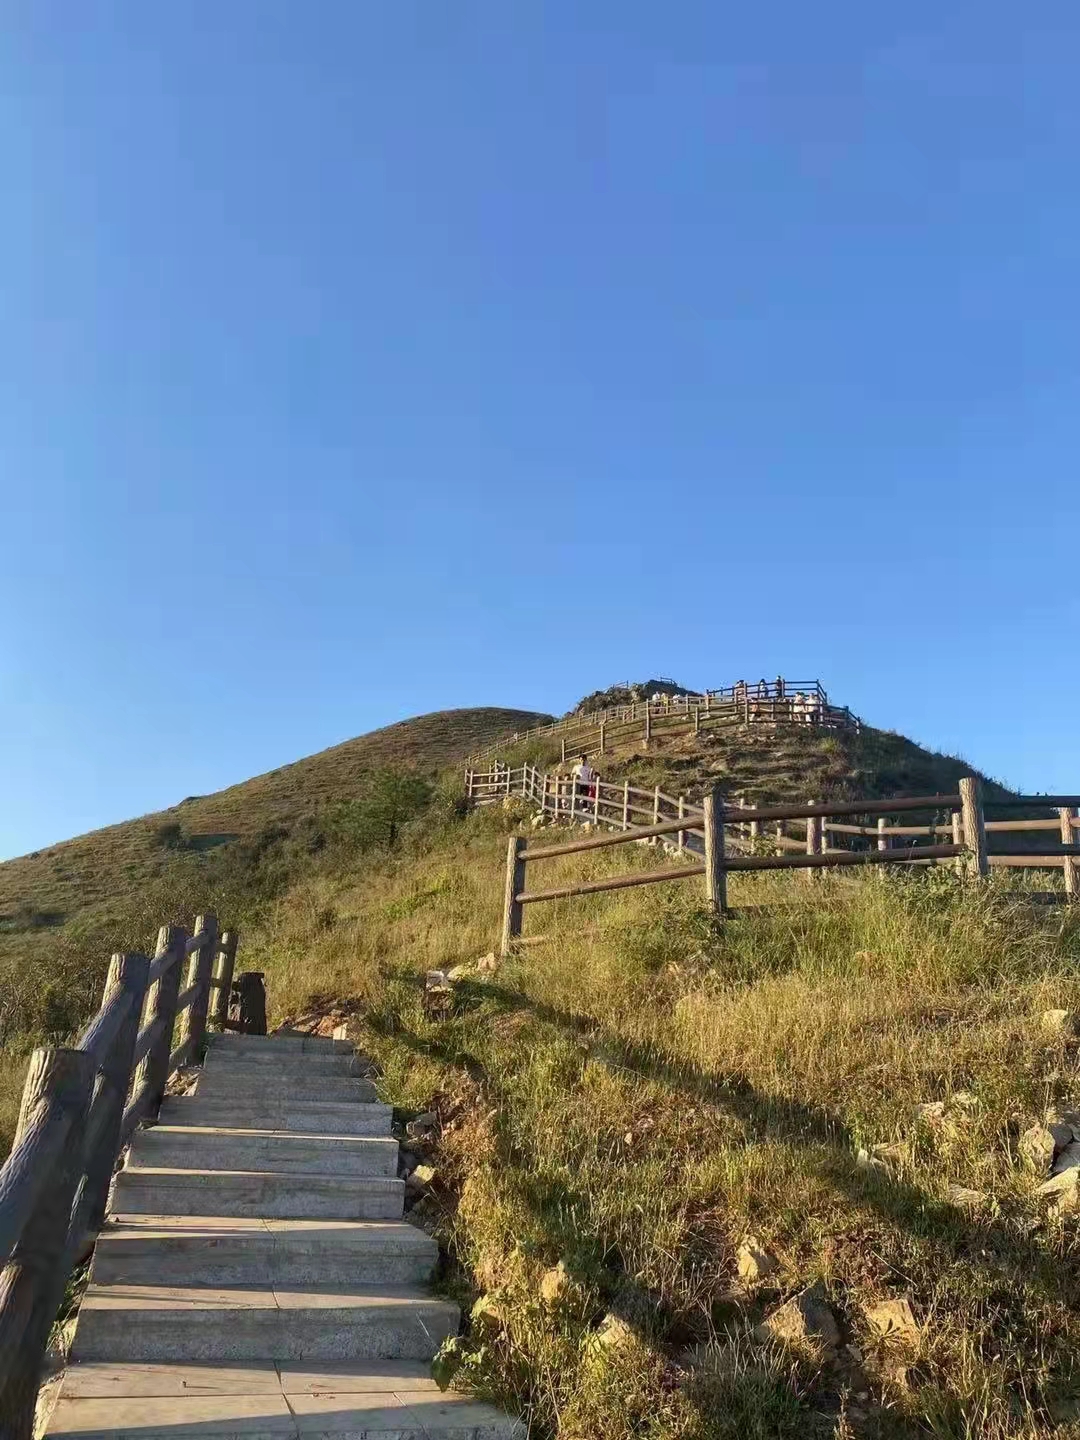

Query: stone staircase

[46,1031,522,1440]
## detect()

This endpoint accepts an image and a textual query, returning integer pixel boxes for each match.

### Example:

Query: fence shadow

[376,977,1080,1324]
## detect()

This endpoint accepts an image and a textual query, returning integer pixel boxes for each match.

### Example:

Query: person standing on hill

[571,753,595,814]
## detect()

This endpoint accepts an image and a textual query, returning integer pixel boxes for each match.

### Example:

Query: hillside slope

[491,716,1014,812]
[0,706,551,928]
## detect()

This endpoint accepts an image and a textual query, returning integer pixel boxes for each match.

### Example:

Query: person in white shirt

[571,754,595,814]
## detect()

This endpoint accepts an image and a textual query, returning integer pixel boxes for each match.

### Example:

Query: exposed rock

[1041,1010,1079,1036]
[1038,1141,1080,1196]
[1050,1120,1076,1150]
[539,1261,575,1307]
[406,1111,438,1139]
[1019,1124,1057,1174]
[952,1091,979,1112]
[737,1238,778,1284]
[592,1314,636,1352]
[477,951,499,973]
[755,1282,839,1357]
[405,1162,437,1192]
[1047,1108,1080,1144]
[856,1148,886,1174]
[470,1293,507,1334]
[948,1184,987,1211]
[864,1297,921,1347]
[872,1141,908,1168]
[446,964,470,981]
[914,1101,946,1124]
[425,970,452,990]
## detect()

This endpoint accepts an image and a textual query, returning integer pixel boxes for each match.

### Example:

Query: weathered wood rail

[466,677,859,766]
[465,769,1080,952]
[0,913,246,1440]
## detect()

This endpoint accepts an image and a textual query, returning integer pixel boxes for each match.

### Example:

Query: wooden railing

[0,912,243,1439]
[465,677,859,766]
[469,772,1080,952]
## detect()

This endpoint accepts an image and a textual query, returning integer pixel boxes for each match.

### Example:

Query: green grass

[243,803,1080,1438]
[0,707,549,1144]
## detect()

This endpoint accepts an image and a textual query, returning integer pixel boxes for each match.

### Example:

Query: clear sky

[2,3,1078,859]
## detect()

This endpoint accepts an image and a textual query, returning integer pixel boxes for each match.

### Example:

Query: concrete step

[157,1098,393,1136]
[194,1072,378,1104]
[209,1034,351,1055]
[70,1285,460,1363]
[204,1050,365,1076]
[111,1169,404,1220]
[129,1127,399,1177]
[92,1217,438,1287]
[49,1361,524,1438]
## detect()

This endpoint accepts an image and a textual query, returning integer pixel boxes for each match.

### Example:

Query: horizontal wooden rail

[524,812,693,859]
[723,844,963,873]
[486,771,1080,954]
[76,989,135,1065]
[518,862,707,905]
[726,794,960,824]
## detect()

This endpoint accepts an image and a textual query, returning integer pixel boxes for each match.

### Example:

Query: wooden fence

[464,769,1080,952]
[466,678,859,766]
[0,913,243,1438]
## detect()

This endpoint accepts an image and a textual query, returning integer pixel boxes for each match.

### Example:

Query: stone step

[129,1127,400,1177]
[92,1217,438,1287]
[111,1169,404,1220]
[209,1034,352,1055]
[194,1072,378,1104]
[49,1361,524,1438]
[204,1050,365,1076]
[70,1285,460,1363]
[157,1098,393,1136]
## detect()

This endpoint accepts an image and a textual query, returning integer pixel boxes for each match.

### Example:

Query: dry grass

[245,804,1080,1438]
[0,707,550,922]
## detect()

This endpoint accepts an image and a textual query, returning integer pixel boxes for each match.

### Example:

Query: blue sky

[2,3,1078,859]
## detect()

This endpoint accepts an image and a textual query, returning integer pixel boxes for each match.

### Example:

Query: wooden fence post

[775,821,784,856]
[208,930,239,1031]
[959,777,989,879]
[643,706,651,747]
[805,808,821,883]
[0,1047,95,1440]
[693,705,701,736]
[622,780,630,829]
[81,951,151,1234]
[500,836,526,956]
[703,787,727,915]
[1060,807,1078,901]
[561,737,567,764]
[465,769,473,802]
[653,785,661,827]
[138,925,187,1117]
[877,817,889,853]
[951,811,964,876]
[594,779,601,824]
[599,721,606,756]
[177,913,218,1061]
[677,795,686,853]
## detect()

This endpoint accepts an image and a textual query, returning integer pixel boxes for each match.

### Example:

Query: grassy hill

[0,706,551,929]
[0,705,550,1105]
[246,799,1080,1439]
[493,713,1015,812]
[4,692,1077,1435]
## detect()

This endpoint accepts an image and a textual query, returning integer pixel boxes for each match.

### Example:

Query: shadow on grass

[374,973,1080,1326]
[367,1002,861,1437]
